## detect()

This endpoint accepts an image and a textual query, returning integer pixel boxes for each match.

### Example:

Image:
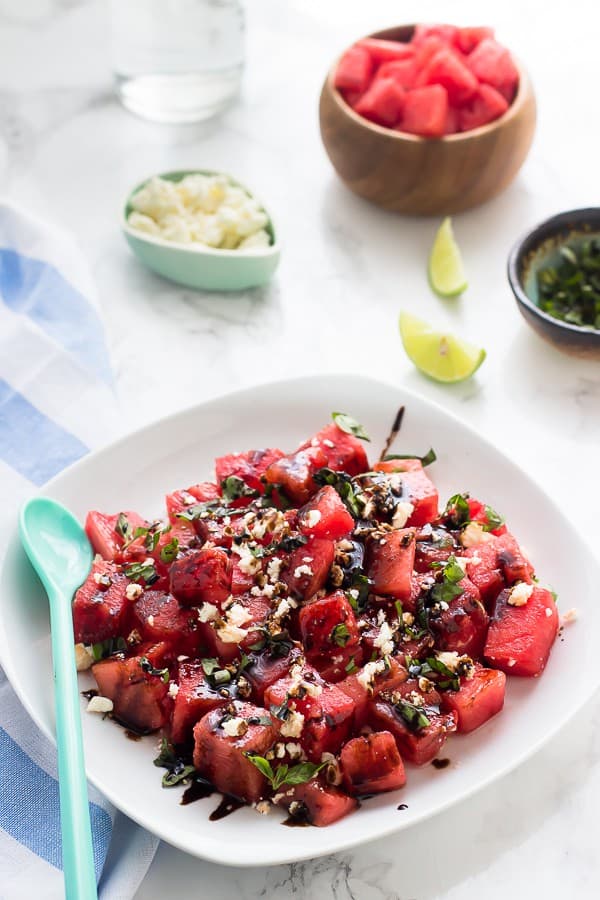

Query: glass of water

[109,0,245,124]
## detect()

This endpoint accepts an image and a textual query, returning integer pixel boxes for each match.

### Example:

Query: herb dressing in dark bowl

[507,208,600,358]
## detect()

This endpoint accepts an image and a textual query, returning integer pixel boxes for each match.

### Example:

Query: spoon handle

[49,587,98,900]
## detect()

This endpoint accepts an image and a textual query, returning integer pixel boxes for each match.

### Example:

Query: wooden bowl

[319,25,537,216]
[507,208,600,359]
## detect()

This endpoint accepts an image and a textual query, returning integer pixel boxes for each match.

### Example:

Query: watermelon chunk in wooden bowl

[319,24,536,215]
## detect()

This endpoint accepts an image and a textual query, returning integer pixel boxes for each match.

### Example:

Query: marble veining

[1,1,599,898]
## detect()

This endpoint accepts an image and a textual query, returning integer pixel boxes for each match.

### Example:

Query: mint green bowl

[122,169,280,292]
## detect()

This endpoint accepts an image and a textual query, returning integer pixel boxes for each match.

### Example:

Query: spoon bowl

[19,497,97,900]
[21,497,93,594]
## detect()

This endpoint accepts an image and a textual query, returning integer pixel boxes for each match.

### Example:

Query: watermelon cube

[334,46,373,94]
[459,84,509,131]
[297,485,354,540]
[356,37,415,64]
[354,77,405,128]
[340,731,406,795]
[421,48,478,105]
[484,586,559,677]
[440,663,506,733]
[466,38,519,102]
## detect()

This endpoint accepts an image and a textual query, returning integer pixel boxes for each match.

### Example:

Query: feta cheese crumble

[125,583,143,601]
[128,174,271,252]
[391,501,414,529]
[305,509,322,529]
[74,643,94,671]
[198,602,219,623]
[280,710,305,738]
[87,696,113,714]
[460,522,494,548]
[356,659,386,692]
[221,717,248,738]
[373,621,395,656]
[293,564,313,579]
[508,582,534,607]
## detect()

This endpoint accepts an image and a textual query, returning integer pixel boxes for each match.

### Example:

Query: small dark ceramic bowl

[507,208,600,358]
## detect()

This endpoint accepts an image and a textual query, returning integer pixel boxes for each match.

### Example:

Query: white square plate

[0,374,597,866]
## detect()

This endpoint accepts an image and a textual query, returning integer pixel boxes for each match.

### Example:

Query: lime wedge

[399,312,485,383]
[428,217,467,297]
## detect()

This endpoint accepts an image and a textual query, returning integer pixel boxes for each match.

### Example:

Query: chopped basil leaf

[345,655,358,674]
[115,512,133,541]
[396,699,430,732]
[394,600,403,621]
[245,755,326,790]
[331,622,351,647]
[160,537,179,563]
[221,475,259,502]
[444,555,465,584]
[269,701,290,721]
[124,561,159,585]
[331,412,371,442]
[383,448,437,467]
[444,493,470,527]
[201,657,220,676]
[245,754,275,782]
[139,656,170,683]
[314,467,365,518]
[276,534,308,553]
[482,504,504,532]
[91,636,126,661]
[154,737,177,769]
[162,765,196,787]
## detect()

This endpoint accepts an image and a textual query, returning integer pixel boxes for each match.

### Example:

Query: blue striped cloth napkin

[0,203,159,898]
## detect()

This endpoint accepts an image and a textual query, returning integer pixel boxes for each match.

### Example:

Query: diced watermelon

[192,701,279,802]
[495,532,534,584]
[244,645,305,705]
[354,77,405,127]
[374,459,439,526]
[299,591,360,659]
[165,483,220,523]
[297,486,354,540]
[263,445,327,505]
[414,526,457,573]
[85,510,147,561]
[356,37,415,64]
[444,105,460,134]
[298,423,369,477]
[467,498,507,536]
[466,38,519,102]
[73,559,130,644]
[459,84,509,130]
[454,26,495,54]
[464,539,505,608]
[378,58,418,91]
[131,590,200,657]
[215,448,285,500]
[169,660,230,744]
[334,46,373,94]
[429,576,489,658]
[169,547,231,607]
[370,684,457,765]
[281,536,334,601]
[92,642,173,733]
[413,35,448,68]
[264,672,354,762]
[341,731,406,795]
[399,85,449,137]
[314,645,365,684]
[420,48,478,105]
[366,528,416,599]
[484,586,559,677]
[275,780,357,826]
[338,657,408,728]
[440,663,505,733]
[412,24,459,46]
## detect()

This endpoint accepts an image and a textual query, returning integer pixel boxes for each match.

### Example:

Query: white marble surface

[1,0,599,897]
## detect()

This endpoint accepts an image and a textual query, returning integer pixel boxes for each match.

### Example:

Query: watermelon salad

[334,24,519,137]
[73,412,559,827]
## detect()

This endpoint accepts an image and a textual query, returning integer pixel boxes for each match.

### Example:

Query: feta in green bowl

[122,170,280,291]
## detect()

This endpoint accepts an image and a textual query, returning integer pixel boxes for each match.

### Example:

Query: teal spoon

[19,498,97,900]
